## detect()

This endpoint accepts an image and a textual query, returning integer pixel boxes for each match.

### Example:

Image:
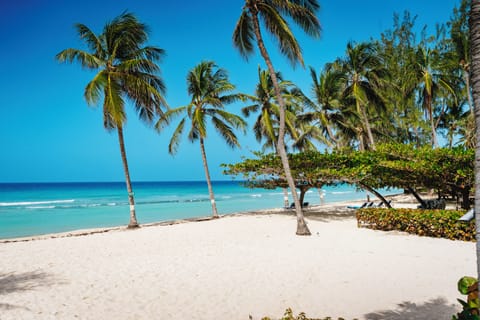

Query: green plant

[255,308,356,320]
[452,276,479,319]
[356,208,475,241]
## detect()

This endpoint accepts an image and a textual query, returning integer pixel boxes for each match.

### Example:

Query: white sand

[0,211,475,320]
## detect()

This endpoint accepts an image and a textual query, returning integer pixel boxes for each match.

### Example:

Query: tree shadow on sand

[0,271,58,311]
[302,210,356,223]
[364,297,458,320]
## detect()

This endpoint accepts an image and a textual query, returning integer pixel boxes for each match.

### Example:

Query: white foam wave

[250,194,262,198]
[26,206,56,209]
[330,191,353,195]
[0,199,75,207]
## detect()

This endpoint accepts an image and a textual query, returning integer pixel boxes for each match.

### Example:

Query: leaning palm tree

[233,0,321,235]
[243,67,304,207]
[469,0,480,294]
[56,12,167,228]
[156,61,246,218]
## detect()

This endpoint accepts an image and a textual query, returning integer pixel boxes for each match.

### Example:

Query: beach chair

[347,201,371,209]
[288,202,309,209]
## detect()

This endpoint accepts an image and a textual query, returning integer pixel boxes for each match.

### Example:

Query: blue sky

[0,0,460,182]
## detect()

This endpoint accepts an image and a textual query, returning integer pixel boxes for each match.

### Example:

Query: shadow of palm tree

[364,297,458,320]
[0,271,58,311]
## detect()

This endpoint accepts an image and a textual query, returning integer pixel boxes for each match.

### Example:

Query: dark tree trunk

[360,183,392,208]
[405,186,426,208]
[117,127,138,228]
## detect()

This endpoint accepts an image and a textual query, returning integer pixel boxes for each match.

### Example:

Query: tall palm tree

[156,61,246,218]
[333,42,387,150]
[56,12,166,228]
[413,45,456,147]
[233,0,321,235]
[469,0,480,293]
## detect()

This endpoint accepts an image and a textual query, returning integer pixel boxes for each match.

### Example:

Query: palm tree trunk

[199,138,219,218]
[283,188,290,208]
[117,126,138,228]
[251,11,310,235]
[465,69,474,114]
[360,104,376,150]
[469,0,480,296]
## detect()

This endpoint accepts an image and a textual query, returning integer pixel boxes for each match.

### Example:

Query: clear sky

[0,0,460,182]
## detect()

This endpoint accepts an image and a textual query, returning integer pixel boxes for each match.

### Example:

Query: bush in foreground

[356,208,474,241]
[256,308,357,320]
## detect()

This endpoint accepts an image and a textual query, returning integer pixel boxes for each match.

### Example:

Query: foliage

[257,308,356,320]
[452,276,479,320]
[223,144,474,208]
[356,208,475,241]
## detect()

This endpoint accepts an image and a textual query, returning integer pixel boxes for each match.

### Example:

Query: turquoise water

[0,181,398,239]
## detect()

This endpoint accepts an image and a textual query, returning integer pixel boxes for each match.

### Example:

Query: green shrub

[256,308,356,320]
[452,276,479,319]
[356,208,475,241]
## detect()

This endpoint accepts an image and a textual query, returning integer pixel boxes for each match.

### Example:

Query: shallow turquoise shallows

[0,181,399,239]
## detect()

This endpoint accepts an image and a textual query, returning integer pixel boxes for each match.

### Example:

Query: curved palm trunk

[359,103,376,150]
[117,127,138,228]
[469,0,480,296]
[426,96,439,147]
[251,10,310,235]
[199,138,219,218]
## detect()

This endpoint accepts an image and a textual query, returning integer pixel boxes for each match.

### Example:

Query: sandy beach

[0,197,476,320]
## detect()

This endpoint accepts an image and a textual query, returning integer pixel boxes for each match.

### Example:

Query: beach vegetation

[356,208,475,241]
[223,144,474,210]
[258,308,356,320]
[452,276,479,319]
[233,0,321,235]
[155,61,247,218]
[56,12,167,228]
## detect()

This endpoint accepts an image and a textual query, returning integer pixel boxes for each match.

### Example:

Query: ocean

[0,181,398,239]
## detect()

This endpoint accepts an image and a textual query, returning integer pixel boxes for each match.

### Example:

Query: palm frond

[212,117,240,148]
[233,10,255,59]
[258,2,303,66]
[169,118,186,155]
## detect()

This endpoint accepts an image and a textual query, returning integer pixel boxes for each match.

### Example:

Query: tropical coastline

[0,195,474,319]
[0,181,400,240]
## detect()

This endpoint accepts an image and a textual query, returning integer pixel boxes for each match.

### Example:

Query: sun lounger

[347,202,372,209]
[287,202,309,209]
[459,208,474,222]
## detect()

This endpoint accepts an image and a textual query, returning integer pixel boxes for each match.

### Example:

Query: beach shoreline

[0,199,474,320]
[0,192,457,243]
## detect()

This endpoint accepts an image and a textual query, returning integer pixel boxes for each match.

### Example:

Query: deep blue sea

[0,181,398,239]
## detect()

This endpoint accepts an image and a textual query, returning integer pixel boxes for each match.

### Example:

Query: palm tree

[56,12,166,228]
[233,0,321,235]
[301,66,345,149]
[243,67,304,207]
[333,42,387,150]
[412,44,456,147]
[156,61,246,218]
[469,0,480,293]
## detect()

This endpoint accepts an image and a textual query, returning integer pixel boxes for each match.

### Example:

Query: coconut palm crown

[156,61,247,217]
[56,12,167,227]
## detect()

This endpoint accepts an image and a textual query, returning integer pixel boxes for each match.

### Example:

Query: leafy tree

[233,0,321,235]
[56,12,167,228]
[156,61,246,218]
